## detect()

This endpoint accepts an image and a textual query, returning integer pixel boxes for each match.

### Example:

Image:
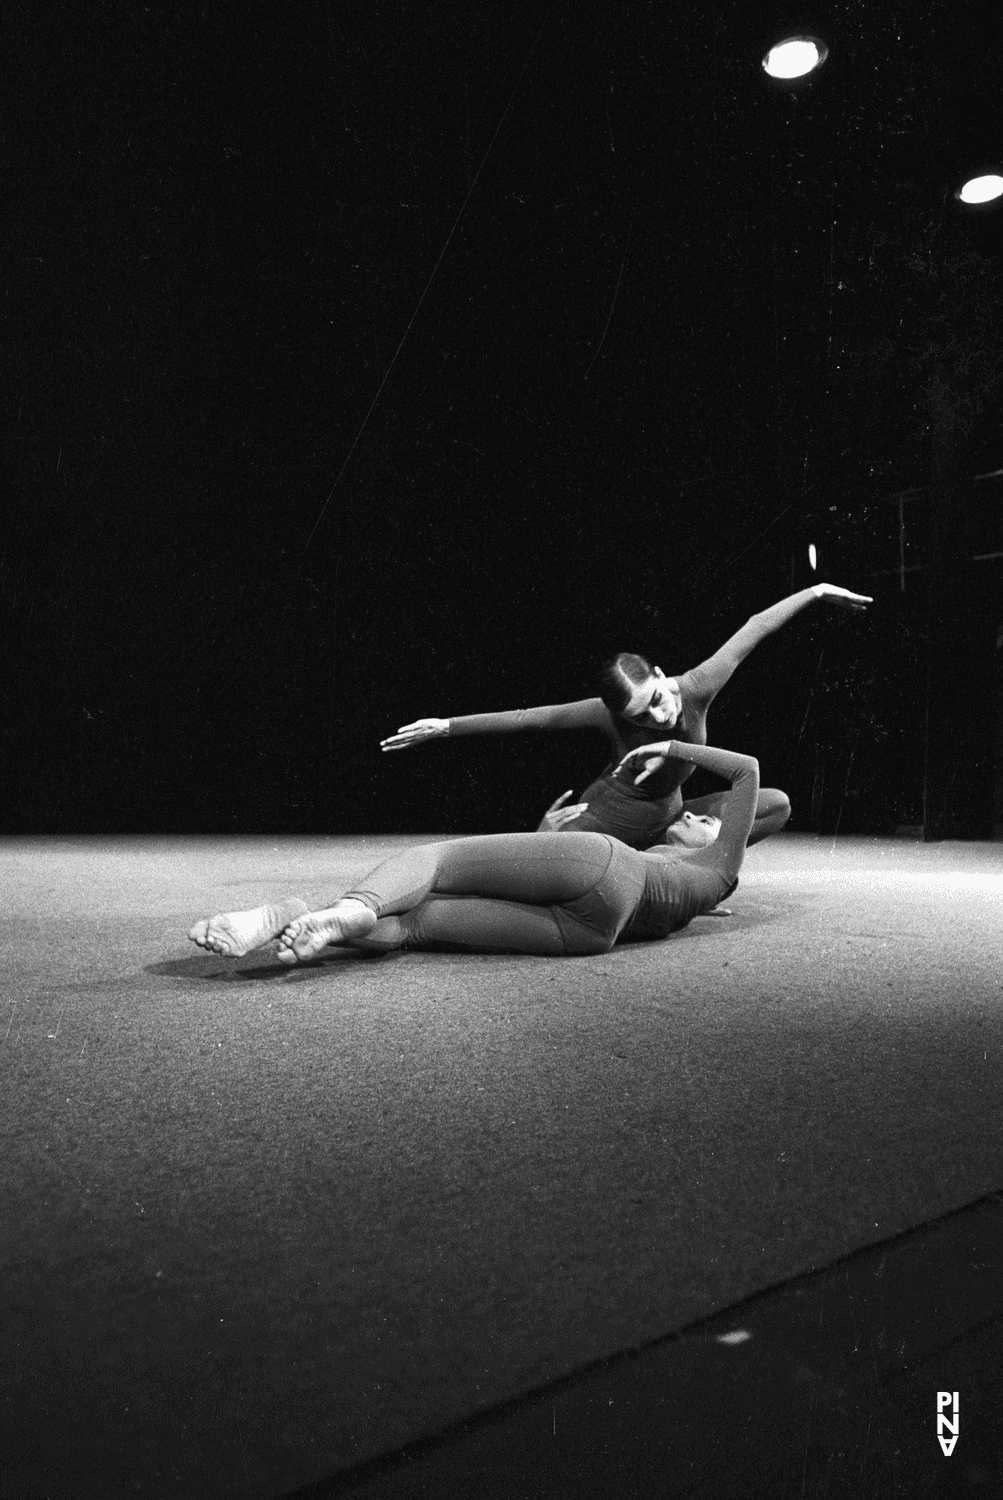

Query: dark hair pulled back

[597,652,655,716]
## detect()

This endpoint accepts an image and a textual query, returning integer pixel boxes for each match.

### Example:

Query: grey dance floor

[3,832,1002,1499]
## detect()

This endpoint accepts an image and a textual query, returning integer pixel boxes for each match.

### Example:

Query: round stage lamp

[762,36,828,80]
[956,174,1003,205]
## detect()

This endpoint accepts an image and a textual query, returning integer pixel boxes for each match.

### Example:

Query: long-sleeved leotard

[344,743,759,956]
[443,589,820,848]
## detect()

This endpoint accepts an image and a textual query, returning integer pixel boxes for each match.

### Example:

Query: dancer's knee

[749,788,791,846]
[764,788,791,827]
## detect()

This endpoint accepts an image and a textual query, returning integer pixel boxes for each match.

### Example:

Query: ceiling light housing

[955,173,1003,207]
[762,35,829,82]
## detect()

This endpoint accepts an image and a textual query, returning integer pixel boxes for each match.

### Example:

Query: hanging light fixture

[955,173,1003,206]
[762,35,829,80]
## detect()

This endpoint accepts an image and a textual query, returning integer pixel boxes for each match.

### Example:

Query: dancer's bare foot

[276,899,378,964]
[188,897,310,958]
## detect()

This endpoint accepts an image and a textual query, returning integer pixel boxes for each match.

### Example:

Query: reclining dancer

[188,740,759,963]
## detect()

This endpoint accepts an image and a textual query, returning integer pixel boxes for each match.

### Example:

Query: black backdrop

[2,0,1001,835]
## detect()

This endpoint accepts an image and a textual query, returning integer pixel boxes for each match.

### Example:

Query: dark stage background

[3,0,1002,837]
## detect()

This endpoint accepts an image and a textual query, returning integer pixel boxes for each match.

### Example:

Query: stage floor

[3,832,1002,1498]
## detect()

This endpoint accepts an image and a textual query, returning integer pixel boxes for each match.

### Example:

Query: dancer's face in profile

[664,811,721,849]
[622,667,682,729]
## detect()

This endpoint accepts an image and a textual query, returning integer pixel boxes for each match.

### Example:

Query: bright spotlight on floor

[763,37,828,80]
[957,174,1003,205]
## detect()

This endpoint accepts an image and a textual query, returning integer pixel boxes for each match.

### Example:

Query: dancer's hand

[613,741,682,784]
[380,718,450,751]
[536,790,588,831]
[812,583,873,611]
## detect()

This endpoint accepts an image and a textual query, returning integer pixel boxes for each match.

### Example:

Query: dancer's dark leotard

[444,590,816,848]
[345,744,758,956]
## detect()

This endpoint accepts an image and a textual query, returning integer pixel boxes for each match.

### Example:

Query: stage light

[762,36,828,80]
[956,174,1003,206]
[808,543,818,571]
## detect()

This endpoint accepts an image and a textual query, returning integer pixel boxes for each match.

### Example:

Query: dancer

[380,582,871,851]
[188,740,758,962]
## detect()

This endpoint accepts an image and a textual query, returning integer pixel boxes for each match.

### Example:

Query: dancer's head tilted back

[662,810,722,848]
[598,652,682,729]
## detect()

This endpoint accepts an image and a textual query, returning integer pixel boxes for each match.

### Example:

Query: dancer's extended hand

[613,740,684,784]
[380,718,450,751]
[813,583,873,611]
[536,790,588,832]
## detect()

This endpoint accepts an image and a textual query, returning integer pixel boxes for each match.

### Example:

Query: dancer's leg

[349,894,570,955]
[748,787,791,845]
[278,832,630,962]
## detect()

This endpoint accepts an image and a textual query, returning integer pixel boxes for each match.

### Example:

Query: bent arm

[620,738,759,875]
[671,743,759,856]
[660,742,760,887]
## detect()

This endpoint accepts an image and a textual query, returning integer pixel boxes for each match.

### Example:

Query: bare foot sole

[276,900,378,964]
[188,897,310,958]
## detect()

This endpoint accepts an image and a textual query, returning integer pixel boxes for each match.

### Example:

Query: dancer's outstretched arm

[380,697,611,753]
[683,583,872,705]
